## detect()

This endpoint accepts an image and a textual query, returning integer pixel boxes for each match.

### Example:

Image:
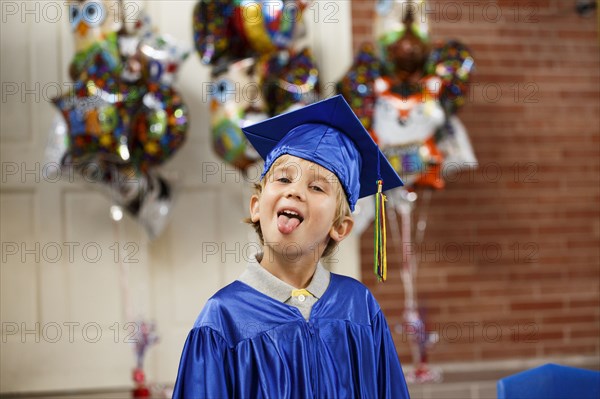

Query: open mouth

[277,209,304,222]
[277,209,304,234]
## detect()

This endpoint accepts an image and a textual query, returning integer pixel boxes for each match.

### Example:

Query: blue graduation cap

[242,95,404,212]
[243,95,403,281]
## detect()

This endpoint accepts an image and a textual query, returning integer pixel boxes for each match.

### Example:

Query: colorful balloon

[139,34,190,86]
[210,58,264,171]
[69,30,123,91]
[53,91,132,165]
[260,47,320,116]
[378,7,429,81]
[193,0,237,65]
[373,75,445,189]
[68,0,123,54]
[337,42,383,135]
[239,0,298,55]
[425,40,474,114]
[130,86,188,172]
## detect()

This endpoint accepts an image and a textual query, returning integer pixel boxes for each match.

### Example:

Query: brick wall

[354,0,600,364]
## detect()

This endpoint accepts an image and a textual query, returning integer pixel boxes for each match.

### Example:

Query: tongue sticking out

[278,214,301,234]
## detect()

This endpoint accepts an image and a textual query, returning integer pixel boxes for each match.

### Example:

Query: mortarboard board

[242,95,404,212]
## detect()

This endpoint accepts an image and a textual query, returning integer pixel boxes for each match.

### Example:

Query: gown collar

[238,253,330,303]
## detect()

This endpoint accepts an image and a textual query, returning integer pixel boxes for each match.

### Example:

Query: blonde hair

[244,156,352,258]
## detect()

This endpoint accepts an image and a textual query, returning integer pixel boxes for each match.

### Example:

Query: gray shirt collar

[238,253,330,303]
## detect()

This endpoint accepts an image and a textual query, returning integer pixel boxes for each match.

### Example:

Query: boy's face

[250,155,353,261]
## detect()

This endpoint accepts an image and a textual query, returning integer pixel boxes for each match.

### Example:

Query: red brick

[570,329,600,339]
[543,344,599,356]
[569,299,600,309]
[543,314,599,325]
[511,301,564,311]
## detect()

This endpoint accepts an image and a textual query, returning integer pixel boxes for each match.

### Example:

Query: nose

[284,184,305,201]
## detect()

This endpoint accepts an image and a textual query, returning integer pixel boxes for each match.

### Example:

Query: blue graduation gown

[173,273,410,398]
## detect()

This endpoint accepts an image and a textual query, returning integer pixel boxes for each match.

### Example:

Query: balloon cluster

[193,0,320,173]
[48,1,189,238]
[338,8,476,190]
[339,0,477,384]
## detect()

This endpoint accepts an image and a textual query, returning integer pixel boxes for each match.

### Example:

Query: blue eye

[376,0,393,15]
[82,2,106,27]
[69,5,81,31]
[211,78,236,104]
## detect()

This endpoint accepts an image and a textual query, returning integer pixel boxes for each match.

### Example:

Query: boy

[173,95,410,398]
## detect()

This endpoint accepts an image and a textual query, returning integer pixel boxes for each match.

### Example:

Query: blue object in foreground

[497,363,600,399]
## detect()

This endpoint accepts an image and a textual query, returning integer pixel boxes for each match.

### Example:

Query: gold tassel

[374,180,387,282]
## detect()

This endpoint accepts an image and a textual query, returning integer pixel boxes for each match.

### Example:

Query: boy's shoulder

[193,280,257,325]
[190,280,290,345]
[330,272,375,295]
[324,272,383,320]
[329,272,369,292]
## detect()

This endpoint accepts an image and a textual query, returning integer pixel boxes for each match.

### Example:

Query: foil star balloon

[49,2,189,239]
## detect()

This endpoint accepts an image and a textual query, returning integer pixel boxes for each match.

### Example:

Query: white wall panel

[305,1,354,90]
[0,192,39,325]
[0,12,31,142]
[64,191,124,324]
[151,187,222,384]
[168,189,221,323]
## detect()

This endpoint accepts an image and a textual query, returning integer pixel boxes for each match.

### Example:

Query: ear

[249,194,260,223]
[329,216,354,243]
